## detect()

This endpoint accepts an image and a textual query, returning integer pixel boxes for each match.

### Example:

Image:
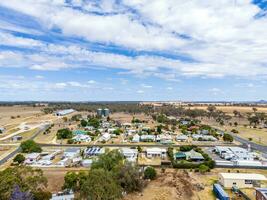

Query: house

[72,135,91,142]
[72,130,87,135]
[156,134,172,144]
[0,127,5,133]
[55,109,75,116]
[174,152,186,160]
[192,134,217,141]
[146,148,167,158]
[12,135,22,141]
[120,148,138,162]
[219,173,267,188]
[256,188,267,200]
[84,126,94,131]
[126,129,136,136]
[132,134,140,143]
[50,190,74,200]
[63,148,80,158]
[184,149,204,161]
[99,132,111,142]
[122,123,132,128]
[140,135,155,142]
[176,134,189,142]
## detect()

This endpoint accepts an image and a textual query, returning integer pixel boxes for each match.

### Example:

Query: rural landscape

[0,102,267,200]
[1,0,267,200]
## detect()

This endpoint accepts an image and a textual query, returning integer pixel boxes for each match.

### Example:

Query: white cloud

[35,75,44,79]
[0,0,267,80]
[137,90,144,93]
[166,87,173,90]
[141,84,152,88]
[88,80,96,84]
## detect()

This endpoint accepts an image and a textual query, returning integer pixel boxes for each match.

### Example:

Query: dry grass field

[0,106,42,126]
[186,105,267,115]
[111,112,155,127]
[224,125,267,145]
[41,168,88,193]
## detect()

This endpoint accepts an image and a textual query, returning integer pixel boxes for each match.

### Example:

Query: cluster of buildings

[213,146,267,167]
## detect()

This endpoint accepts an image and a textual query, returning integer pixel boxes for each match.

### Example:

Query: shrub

[199,164,210,174]
[223,133,233,142]
[13,154,25,164]
[144,167,157,180]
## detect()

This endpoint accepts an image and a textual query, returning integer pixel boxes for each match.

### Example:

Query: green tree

[91,150,124,171]
[63,171,87,192]
[13,154,25,164]
[113,129,123,135]
[80,119,88,127]
[223,133,233,142]
[88,118,100,128]
[56,128,73,139]
[20,140,42,153]
[144,167,157,180]
[80,169,122,200]
[116,163,144,193]
[0,166,50,200]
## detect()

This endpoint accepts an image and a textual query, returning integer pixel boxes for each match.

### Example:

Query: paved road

[38,142,243,148]
[0,124,50,165]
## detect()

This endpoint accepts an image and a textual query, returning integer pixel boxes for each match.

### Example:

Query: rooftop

[220,173,267,181]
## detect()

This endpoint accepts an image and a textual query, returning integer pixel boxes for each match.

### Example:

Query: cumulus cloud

[0,0,267,80]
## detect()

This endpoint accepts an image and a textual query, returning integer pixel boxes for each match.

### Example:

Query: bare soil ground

[125,168,267,200]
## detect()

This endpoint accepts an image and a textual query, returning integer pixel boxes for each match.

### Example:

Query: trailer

[213,184,230,200]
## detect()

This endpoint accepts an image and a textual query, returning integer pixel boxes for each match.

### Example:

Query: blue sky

[1,0,267,101]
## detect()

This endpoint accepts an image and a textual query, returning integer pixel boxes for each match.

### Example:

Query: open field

[0,106,42,126]
[226,126,267,145]
[111,112,155,127]
[186,105,267,115]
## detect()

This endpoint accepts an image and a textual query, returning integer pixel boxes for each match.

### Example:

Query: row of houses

[176,134,217,142]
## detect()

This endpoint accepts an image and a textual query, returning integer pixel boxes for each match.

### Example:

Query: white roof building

[55,109,75,116]
[176,134,189,141]
[219,173,267,188]
[120,148,138,162]
[72,135,91,142]
[50,190,74,200]
[146,147,167,158]
[63,148,80,158]
[132,134,140,143]
[99,132,111,142]
[140,134,155,142]
[192,134,217,141]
